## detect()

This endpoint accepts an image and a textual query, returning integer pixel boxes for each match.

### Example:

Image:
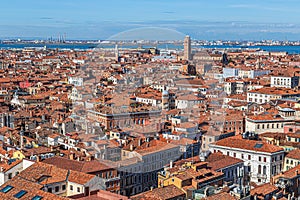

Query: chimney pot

[170,160,173,169]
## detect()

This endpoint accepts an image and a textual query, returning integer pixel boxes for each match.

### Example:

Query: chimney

[170,160,173,169]
[20,134,23,149]
[254,195,258,200]
[130,144,133,151]
[69,152,74,160]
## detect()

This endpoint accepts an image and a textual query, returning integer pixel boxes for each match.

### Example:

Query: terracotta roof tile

[212,135,284,153]
[206,152,243,171]
[250,183,278,196]
[286,149,300,160]
[131,185,185,200]
[204,192,238,200]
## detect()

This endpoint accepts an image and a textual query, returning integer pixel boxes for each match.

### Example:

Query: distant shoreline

[2,43,300,54]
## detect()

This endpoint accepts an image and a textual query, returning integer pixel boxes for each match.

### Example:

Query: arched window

[258,165,261,174]
[263,166,267,175]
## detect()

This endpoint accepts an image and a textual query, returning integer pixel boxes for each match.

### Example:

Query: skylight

[0,185,13,193]
[32,195,43,200]
[13,190,27,199]
[254,143,263,148]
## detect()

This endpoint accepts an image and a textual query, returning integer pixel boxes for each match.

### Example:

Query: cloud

[40,17,53,20]
[228,4,256,8]
[162,11,175,14]
[228,4,291,12]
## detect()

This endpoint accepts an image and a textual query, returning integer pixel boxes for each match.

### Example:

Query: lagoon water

[1,43,300,54]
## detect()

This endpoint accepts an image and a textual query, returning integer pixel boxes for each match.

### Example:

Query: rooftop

[211,135,284,154]
[131,184,185,200]
[206,152,243,171]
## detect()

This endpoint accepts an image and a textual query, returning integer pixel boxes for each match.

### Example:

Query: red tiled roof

[43,156,113,173]
[204,192,238,200]
[206,152,243,171]
[0,176,68,200]
[131,184,185,200]
[212,135,284,153]
[250,183,278,196]
[286,149,300,160]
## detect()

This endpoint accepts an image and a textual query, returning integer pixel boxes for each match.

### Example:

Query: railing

[255,173,267,179]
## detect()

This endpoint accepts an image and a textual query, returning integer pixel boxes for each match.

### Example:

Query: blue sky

[1,0,300,40]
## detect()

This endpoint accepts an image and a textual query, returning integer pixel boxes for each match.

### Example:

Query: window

[263,166,267,175]
[14,190,27,199]
[241,154,244,159]
[47,188,52,193]
[264,157,266,162]
[258,178,261,183]
[8,173,12,179]
[55,186,59,192]
[233,153,236,157]
[77,187,80,193]
[248,155,251,160]
[62,185,66,190]
[0,185,13,193]
[258,165,261,174]
[259,156,261,162]
[70,185,73,191]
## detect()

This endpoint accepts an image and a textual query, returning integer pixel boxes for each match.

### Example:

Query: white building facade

[209,136,284,184]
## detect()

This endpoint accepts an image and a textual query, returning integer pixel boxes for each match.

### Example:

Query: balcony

[256,174,267,179]
[106,176,121,182]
